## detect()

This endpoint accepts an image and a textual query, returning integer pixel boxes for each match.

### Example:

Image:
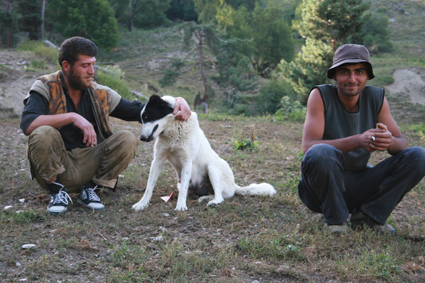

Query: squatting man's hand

[173,97,191,121]
[362,123,392,152]
[72,113,98,147]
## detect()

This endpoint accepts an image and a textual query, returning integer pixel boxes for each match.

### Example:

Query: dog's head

[140,95,175,142]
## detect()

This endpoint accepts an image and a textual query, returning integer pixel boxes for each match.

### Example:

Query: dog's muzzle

[140,124,158,142]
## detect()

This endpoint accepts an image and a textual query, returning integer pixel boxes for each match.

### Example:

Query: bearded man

[21,37,191,215]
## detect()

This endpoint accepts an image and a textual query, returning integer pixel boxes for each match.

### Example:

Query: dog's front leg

[132,157,166,211]
[175,162,192,211]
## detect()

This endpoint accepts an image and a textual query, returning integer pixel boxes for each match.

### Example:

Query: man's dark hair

[58,37,98,68]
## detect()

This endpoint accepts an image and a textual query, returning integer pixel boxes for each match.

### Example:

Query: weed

[410,122,425,141]
[336,247,402,280]
[1,210,45,224]
[237,229,305,261]
[232,129,258,151]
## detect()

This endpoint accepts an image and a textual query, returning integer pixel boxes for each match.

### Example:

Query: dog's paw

[207,199,223,207]
[132,201,149,211]
[206,202,219,209]
[198,195,214,204]
[175,205,188,211]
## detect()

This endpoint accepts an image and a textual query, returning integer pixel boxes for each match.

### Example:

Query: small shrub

[30,59,47,70]
[96,65,133,100]
[380,75,395,85]
[158,60,185,87]
[233,137,258,151]
[275,96,306,122]
[18,40,60,68]
[257,79,295,115]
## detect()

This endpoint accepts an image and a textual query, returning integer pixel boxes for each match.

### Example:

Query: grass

[17,40,60,72]
[1,116,424,282]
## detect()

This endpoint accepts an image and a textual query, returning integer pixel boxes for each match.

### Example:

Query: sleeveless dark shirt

[315,84,385,171]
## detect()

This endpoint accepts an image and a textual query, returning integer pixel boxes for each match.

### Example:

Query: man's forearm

[25,113,78,135]
[303,134,363,154]
[387,136,408,155]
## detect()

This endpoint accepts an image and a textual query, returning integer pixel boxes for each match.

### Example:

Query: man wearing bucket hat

[298,44,425,235]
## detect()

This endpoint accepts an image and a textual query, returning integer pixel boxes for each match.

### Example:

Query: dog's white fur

[132,96,276,211]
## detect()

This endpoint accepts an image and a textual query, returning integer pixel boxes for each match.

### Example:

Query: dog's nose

[140,135,153,142]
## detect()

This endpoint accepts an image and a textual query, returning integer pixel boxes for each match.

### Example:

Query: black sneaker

[47,182,72,215]
[77,185,105,211]
[351,209,395,235]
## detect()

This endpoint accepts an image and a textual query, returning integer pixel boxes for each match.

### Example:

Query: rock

[21,244,36,249]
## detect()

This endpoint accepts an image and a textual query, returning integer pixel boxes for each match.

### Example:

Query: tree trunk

[3,0,13,48]
[128,0,137,32]
[41,0,46,39]
[197,29,208,96]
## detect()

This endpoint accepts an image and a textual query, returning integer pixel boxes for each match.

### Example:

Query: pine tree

[212,1,295,78]
[165,0,198,22]
[278,38,333,104]
[107,0,172,30]
[279,0,370,103]
[17,0,42,40]
[295,0,370,48]
[0,0,19,48]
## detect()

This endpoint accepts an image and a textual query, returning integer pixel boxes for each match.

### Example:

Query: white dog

[132,95,276,211]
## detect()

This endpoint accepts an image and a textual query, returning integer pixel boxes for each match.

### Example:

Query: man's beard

[66,67,93,90]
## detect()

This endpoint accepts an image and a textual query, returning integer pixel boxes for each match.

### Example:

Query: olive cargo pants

[27,126,138,193]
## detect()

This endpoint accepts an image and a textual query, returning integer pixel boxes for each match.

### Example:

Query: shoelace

[52,182,73,205]
[86,185,100,202]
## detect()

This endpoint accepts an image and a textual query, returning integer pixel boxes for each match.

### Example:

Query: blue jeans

[298,144,425,225]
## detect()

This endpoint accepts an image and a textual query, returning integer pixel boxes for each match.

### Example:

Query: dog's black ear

[149,94,161,102]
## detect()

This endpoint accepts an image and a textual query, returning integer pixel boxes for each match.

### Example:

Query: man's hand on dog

[173,97,191,121]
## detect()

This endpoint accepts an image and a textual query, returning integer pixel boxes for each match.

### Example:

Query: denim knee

[303,144,344,172]
[403,146,425,175]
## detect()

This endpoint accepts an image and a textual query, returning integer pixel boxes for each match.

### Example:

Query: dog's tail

[235,183,276,196]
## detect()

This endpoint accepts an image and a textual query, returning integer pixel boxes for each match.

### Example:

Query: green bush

[363,13,393,53]
[256,79,295,115]
[275,96,306,122]
[18,40,60,68]
[30,59,47,70]
[158,60,185,87]
[96,65,133,100]
[380,75,395,85]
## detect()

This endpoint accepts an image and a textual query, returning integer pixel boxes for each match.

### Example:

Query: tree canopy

[279,0,372,103]
[47,0,119,49]
[294,0,370,48]
[196,0,295,78]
